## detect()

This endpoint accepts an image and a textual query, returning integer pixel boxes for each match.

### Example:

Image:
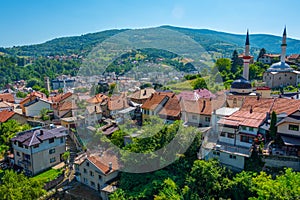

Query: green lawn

[167,80,194,92]
[31,168,63,183]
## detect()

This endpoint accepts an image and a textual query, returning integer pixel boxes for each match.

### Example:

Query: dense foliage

[0,170,46,200]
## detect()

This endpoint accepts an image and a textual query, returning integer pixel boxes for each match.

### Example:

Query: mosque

[263,27,300,88]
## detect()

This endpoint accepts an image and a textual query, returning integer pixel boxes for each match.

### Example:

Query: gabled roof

[87,93,108,104]
[0,101,13,109]
[20,91,49,104]
[58,101,77,111]
[108,93,129,111]
[50,92,72,103]
[0,93,14,103]
[0,110,15,123]
[141,92,170,110]
[75,151,120,175]
[180,99,212,115]
[159,96,181,117]
[128,88,156,100]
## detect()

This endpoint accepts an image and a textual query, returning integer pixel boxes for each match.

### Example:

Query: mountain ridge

[1,25,299,57]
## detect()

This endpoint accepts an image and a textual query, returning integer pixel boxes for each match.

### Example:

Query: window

[220,132,226,137]
[213,151,220,156]
[49,148,55,154]
[90,171,94,177]
[33,144,39,148]
[50,157,56,163]
[49,138,54,144]
[84,168,87,173]
[240,135,253,144]
[90,181,95,187]
[60,138,64,143]
[86,162,89,167]
[24,154,31,160]
[229,155,236,159]
[192,115,197,120]
[228,133,235,139]
[83,178,88,184]
[290,77,293,80]
[289,124,299,131]
[233,98,237,106]
[16,152,20,156]
[242,126,247,130]
[249,127,254,132]
[205,117,210,122]
[99,175,102,180]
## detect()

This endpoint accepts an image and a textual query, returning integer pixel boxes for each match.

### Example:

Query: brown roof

[108,93,129,111]
[128,88,156,100]
[58,101,77,111]
[272,98,300,116]
[87,151,120,174]
[159,96,181,117]
[141,92,170,110]
[0,110,15,123]
[87,94,108,104]
[0,101,13,109]
[0,93,14,103]
[288,54,300,59]
[50,92,72,103]
[180,99,212,115]
[20,91,49,104]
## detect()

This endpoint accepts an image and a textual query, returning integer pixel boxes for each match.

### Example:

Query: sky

[1,0,300,47]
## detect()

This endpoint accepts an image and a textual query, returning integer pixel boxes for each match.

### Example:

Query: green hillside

[1,26,299,58]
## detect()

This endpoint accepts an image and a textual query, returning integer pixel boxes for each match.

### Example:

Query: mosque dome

[230,77,253,94]
[267,61,293,72]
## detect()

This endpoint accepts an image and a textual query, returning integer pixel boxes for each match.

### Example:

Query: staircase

[66,135,78,163]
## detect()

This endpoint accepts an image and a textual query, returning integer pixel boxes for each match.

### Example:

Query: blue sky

[1,0,299,47]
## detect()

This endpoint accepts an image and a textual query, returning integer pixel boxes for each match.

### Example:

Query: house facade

[11,126,67,176]
[74,151,119,200]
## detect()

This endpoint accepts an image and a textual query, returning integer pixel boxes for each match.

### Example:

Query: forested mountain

[1,26,300,58]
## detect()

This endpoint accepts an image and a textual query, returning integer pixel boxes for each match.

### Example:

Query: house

[85,105,102,126]
[128,88,156,104]
[50,92,73,118]
[0,93,15,103]
[258,54,280,64]
[177,89,216,101]
[108,93,130,117]
[57,101,78,118]
[141,92,172,120]
[11,126,67,176]
[20,92,50,116]
[0,110,27,124]
[287,54,300,64]
[210,107,240,132]
[180,99,212,127]
[0,101,14,111]
[158,95,181,123]
[74,150,120,200]
[23,98,52,117]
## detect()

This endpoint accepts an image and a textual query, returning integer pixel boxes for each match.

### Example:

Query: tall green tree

[191,78,208,90]
[257,48,266,62]
[0,170,46,200]
[269,111,277,140]
[231,50,240,74]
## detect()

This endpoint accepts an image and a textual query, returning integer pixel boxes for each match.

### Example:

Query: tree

[257,48,266,62]
[269,111,277,140]
[0,170,46,200]
[40,108,50,121]
[191,78,208,90]
[26,78,42,88]
[0,120,30,157]
[154,178,183,200]
[62,151,70,165]
[231,50,240,74]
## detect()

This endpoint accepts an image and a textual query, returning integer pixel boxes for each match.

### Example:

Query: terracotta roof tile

[141,92,170,110]
[87,93,108,104]
[0,93,14,103]
[108,93,129,111]
[0,110,15,123]
[159,96,181,117]
[128,88,156,100]
[87,151,119,174]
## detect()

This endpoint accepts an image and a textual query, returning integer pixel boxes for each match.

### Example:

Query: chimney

[109,162,112,171]
[250,106,253,114]
[201,100,206,112]
[40,130,43,135]
[143,90,147,96]
[95,106,97,112]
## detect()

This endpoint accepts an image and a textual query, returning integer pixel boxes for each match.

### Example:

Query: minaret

[281,26,287,63]
[243,30,251,80]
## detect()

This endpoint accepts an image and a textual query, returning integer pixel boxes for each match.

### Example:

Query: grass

[31,168,63,183]
[167,80,194,91]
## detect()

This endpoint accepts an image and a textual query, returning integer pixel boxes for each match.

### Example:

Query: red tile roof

[50,92,72,103]
[108,93,129,111]
[0,93,14,103]
[20,91,49,104]
[159,96,181,117]
[141,92,170,110]
[87,93,108,104]
[58,101,77,111]
[0,110,15,123]
[128,88,156,100]
[180,99,212,115]
[87,151,120,174]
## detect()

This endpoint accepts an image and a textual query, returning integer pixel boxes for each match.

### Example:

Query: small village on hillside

[1,26,300,200]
